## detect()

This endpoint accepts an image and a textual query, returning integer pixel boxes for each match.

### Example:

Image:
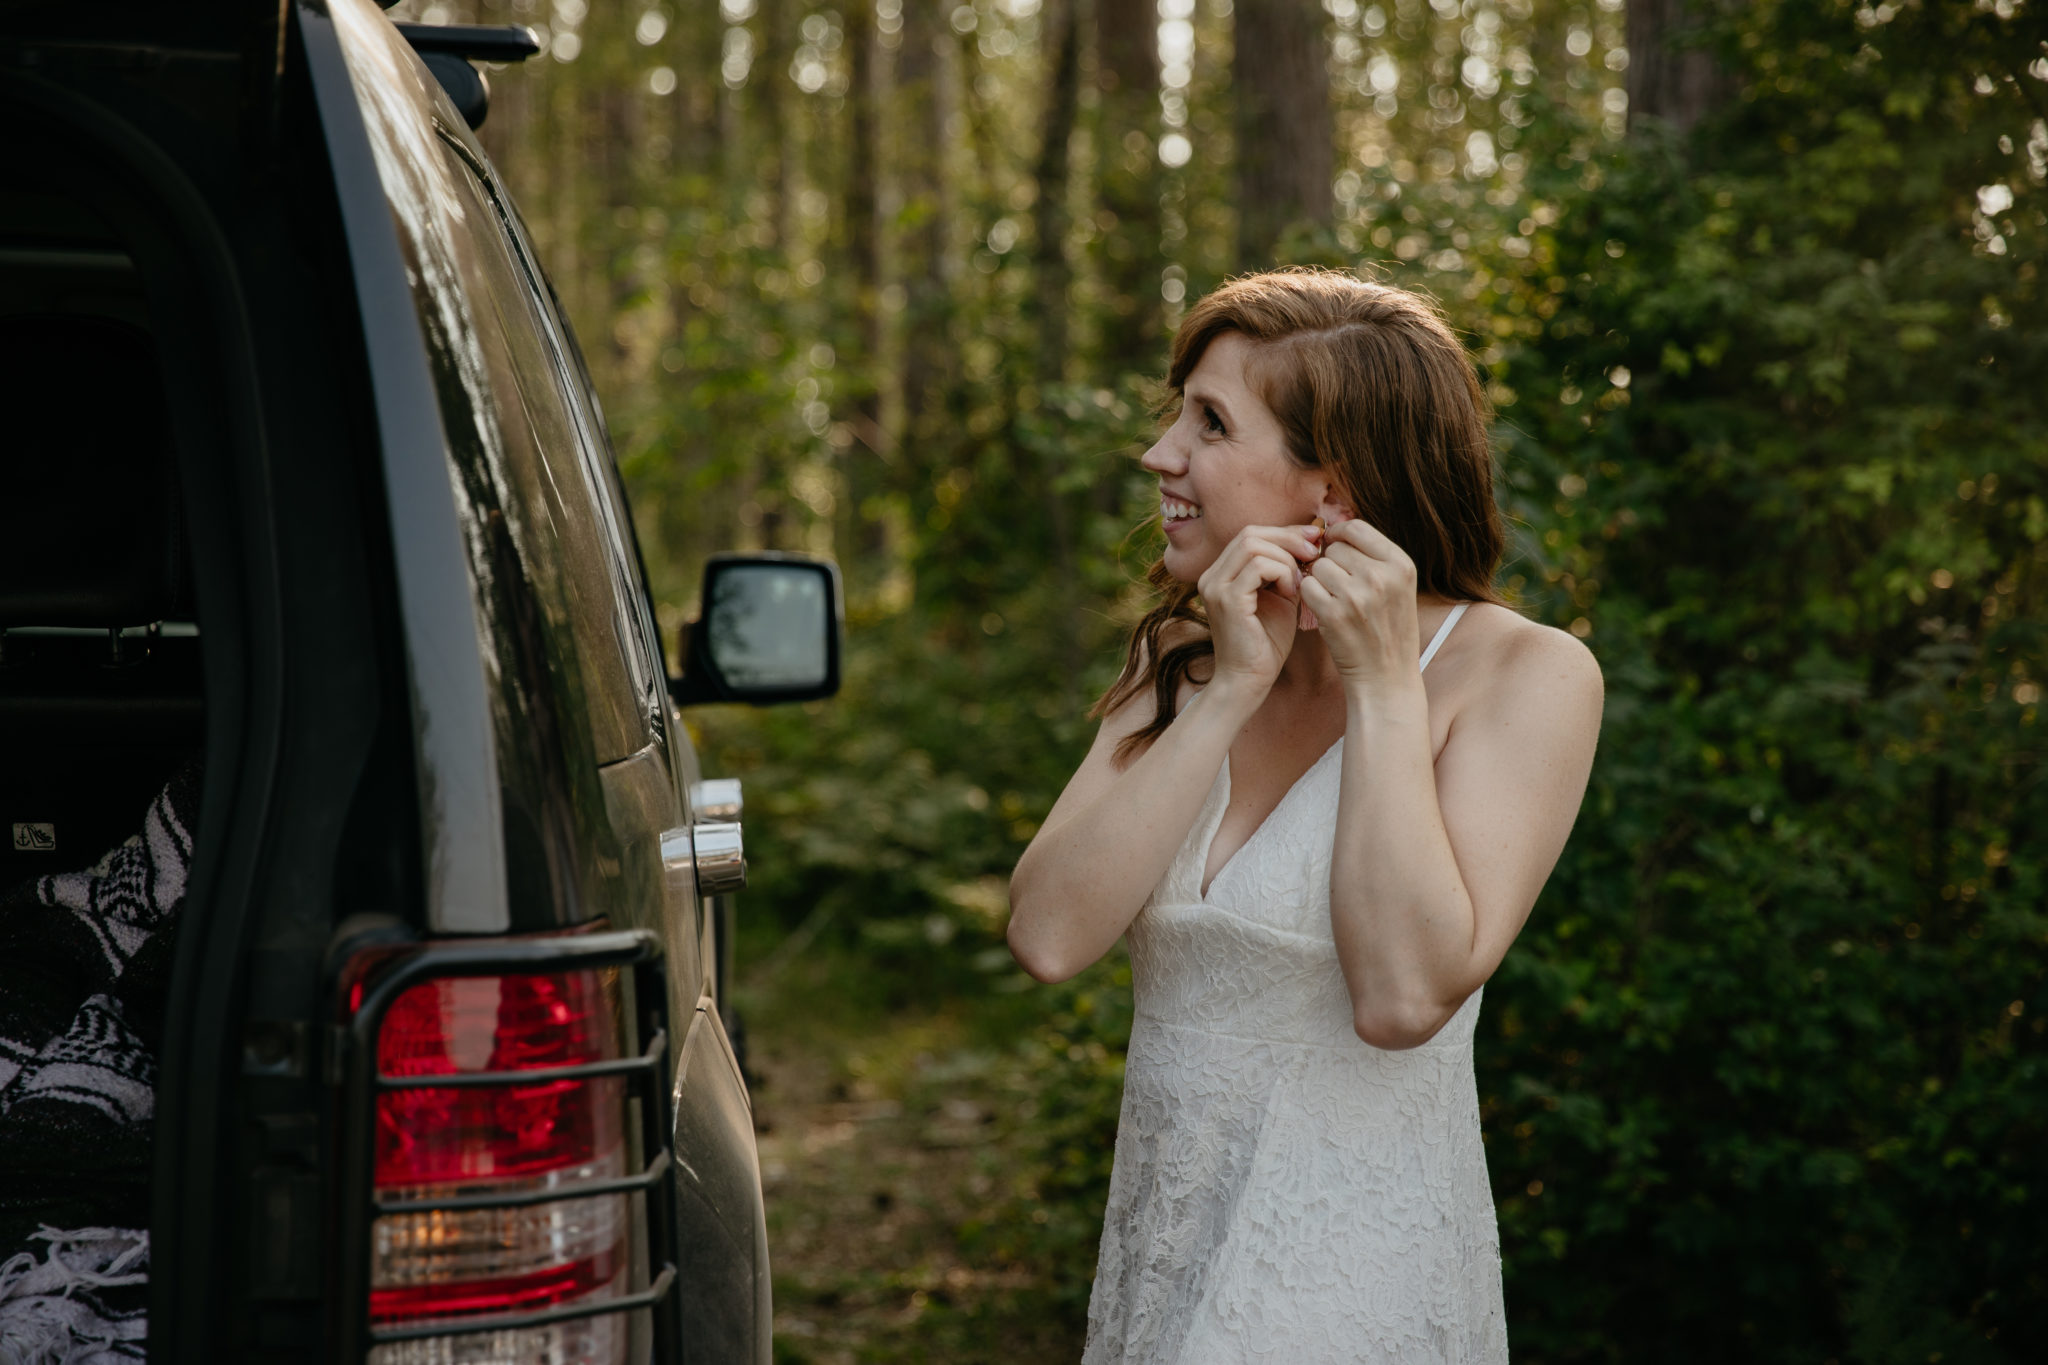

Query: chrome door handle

[661,821,746,897]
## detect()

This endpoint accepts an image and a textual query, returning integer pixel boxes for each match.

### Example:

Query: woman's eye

[1202,405,1224,435]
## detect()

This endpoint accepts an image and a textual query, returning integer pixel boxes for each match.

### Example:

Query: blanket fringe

[0,1227,148,1365]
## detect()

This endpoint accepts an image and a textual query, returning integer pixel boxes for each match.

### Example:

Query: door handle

[660,822,746,897]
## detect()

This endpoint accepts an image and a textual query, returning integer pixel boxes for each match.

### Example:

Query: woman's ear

[1317,483,1358,526]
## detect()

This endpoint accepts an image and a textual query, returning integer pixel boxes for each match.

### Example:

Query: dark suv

[0,2,835,1361]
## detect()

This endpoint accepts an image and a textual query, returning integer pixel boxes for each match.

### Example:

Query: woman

[1007,268,1603,1362]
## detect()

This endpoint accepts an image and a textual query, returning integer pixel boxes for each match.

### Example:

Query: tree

[1032,0,1082,383]
[1232,0,1333,268]
[1092,0,1164,374]
[1625,0,1735,133]
[894,0,961,459]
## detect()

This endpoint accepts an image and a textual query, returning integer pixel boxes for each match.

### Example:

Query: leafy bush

[1454,5,2048,1358]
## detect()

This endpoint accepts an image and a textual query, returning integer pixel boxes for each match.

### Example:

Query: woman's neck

[1274,595,1458,696]
[1276,629,1342,697]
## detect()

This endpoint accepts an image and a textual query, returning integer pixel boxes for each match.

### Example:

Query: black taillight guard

[334,928,684,1360]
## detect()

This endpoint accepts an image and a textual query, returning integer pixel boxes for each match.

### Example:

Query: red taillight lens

[375,972,622,1185]
[365,970,632,1365]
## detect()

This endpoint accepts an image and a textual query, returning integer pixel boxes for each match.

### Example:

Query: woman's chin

[1159,539,1208,583]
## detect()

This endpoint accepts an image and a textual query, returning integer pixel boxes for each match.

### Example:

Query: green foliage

[411,0,2048,1356]
[956,956,1133,1314]
[1450,3,2048,1359]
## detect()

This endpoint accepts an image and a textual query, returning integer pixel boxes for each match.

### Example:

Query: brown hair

[1097,267,1509,763]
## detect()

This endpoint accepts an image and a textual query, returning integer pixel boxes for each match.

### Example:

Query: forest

[389,0,2048,1359]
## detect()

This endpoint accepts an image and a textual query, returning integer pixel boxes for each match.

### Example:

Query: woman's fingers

[1317,534,1414,592]
[1305,544,1406,611]
[1207,527,1320,598]
[1326,516,1409,566]
[1315,539,1370,575]
[1232,546,1303,600]
[1236,523,1323,564]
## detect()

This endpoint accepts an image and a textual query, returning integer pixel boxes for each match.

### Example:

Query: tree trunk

[1625,0,1735,134]
[840,0,890,556]
[895,1,956,460]
[1032,0,1081,384]
[1031,0,1084,685]
[846,0,881,361]
[1093,0,1163,376]
[1231,0,1332,270]
[761,0,800,254]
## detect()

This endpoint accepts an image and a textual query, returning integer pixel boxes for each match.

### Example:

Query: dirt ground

[736,946,1086,1364]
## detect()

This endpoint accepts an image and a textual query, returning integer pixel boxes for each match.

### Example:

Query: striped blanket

[0,765,198,1364]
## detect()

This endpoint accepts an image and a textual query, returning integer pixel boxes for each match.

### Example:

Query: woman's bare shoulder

[1463,603,1603,708]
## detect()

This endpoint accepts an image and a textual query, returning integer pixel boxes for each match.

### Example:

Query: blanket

[0,764,199,1364]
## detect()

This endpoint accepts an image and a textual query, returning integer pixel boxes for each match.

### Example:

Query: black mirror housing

[670,553,843,707]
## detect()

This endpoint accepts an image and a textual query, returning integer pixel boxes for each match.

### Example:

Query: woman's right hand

[1197,522,1324,697]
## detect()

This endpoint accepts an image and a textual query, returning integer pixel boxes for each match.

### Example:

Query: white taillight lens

[366,1309,622,1365]
[366,1313,625,1365]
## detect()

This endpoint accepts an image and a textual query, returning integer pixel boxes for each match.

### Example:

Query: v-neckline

[1197,736,1342,901]
[1189,600,1472,902]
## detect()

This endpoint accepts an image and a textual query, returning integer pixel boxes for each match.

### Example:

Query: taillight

[340,933,682,1365]
[367,972,626,1363]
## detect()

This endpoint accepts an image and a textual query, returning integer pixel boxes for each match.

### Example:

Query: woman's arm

[1009,521,1321,982]
[1329,630,1602,1048]
[1006,675,1260,982]
[1300,522,1604,1049]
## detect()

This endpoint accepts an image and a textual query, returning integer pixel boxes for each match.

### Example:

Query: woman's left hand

[1298,518,1422,695]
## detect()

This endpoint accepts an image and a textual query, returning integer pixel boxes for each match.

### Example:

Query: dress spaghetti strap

[1418,601,1471,674]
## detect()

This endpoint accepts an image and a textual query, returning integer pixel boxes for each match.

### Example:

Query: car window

[418,137,654,766]
[455,154,671,737]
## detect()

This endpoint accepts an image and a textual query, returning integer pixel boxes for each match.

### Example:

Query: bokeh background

[391,0,2045,1359]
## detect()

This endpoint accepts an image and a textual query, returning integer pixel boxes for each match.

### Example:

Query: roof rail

[393,23,542,64]
[392,23,541,131]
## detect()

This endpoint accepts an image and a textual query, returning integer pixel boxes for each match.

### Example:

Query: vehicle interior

[0,250,203,895]
[0,114,215,1355]
[0,48,416,1348]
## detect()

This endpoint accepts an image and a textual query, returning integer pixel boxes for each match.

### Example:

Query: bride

[1006,268,1603,1363]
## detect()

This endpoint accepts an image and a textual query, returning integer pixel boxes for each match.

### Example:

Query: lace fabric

[1083,720,1507,1363]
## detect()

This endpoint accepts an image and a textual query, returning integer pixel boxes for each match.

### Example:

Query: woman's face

[1141,331,1332,584]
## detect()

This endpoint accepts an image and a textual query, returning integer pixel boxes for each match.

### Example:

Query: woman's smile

[1161,494,1203,534]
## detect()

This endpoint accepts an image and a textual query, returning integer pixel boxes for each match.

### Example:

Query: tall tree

[1231,0,1333,269]
[1092,0,1164,374]
[1625,0,1735,134]
[762,0,802,253]
[894,0,958,459]
[838,0,890,559]
[1032,0,1082,383]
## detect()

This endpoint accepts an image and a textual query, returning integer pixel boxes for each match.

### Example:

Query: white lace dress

[1083,605,1508,1364]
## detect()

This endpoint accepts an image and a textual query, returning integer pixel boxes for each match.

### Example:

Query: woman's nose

[1140,436,1184,476]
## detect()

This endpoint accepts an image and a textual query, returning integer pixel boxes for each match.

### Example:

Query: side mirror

[670,553,843,707]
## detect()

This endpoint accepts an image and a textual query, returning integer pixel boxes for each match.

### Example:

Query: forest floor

[733,927,1087,1364]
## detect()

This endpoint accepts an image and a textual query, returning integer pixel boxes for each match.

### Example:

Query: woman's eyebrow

[1185,388,1235,425]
